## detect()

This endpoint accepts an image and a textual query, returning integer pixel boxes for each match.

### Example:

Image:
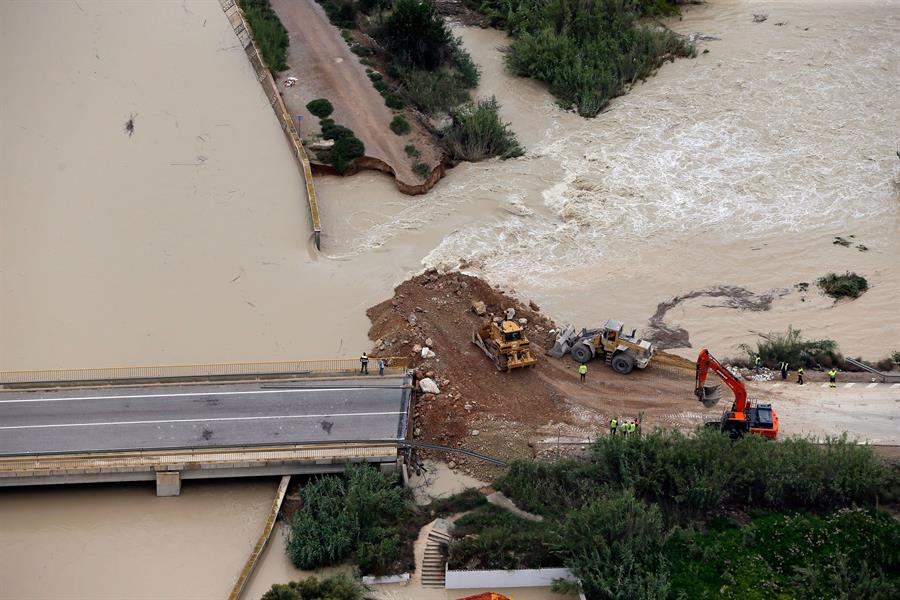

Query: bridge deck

[0,376,411,455]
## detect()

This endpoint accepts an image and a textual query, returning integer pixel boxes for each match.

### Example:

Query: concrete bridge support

[156,471,182,497]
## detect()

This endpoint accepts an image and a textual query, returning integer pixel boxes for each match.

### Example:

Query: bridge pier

[156,471,181,497]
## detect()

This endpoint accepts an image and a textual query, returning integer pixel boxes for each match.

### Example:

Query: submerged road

[0,377,411,455]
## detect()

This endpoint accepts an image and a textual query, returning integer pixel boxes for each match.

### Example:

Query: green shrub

[377,0,453,69]
[240,0,290,72]
[818,271,869,299]
[329,134,366,173]
[260,573,370,600]
[404,144,420,158]
[399,68,472,114]
[556,490,670,600]
[306,98,334,119]
[449,504,559,570]
[412,162,430,178]
[384,94,405,109]
[666,509,900,599]
[285,466,414,574]
[321,123,355,141]
[317,0,358,29]
[389,115,411,135]
[739,326,841,369]
[440,97,524,161]
[893,350,900,365]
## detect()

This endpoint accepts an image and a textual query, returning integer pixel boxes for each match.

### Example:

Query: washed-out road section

[0,377,410,455]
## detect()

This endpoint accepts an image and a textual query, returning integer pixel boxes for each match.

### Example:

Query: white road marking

[0,388,370,404]
[0,411,403,430]
[844,383,855,388]
[867,383,878,389]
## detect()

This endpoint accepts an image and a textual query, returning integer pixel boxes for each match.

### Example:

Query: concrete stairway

[421,528,452,588]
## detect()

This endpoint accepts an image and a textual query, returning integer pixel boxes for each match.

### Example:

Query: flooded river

[1,0,898,598]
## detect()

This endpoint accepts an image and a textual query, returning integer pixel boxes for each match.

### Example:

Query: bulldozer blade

[700,385,722,408]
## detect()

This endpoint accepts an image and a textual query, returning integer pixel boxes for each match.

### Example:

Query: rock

[421,347,436,359]
[472,300,487,316]
[518,318,528,325]
[412,344,423,354]
[419,378,441,394]
[414,427,422,437]
[407,313,417,326]
[425,371,435,379]
[447,460,457,469]
[415,306,425,313]
[471,429,480,436]
[425,337,434,347]
[422,393,435,402]
[464,402,473,411]
[529,300,540,311]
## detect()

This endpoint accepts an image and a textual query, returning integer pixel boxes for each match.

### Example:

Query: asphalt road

[0,377,411,455]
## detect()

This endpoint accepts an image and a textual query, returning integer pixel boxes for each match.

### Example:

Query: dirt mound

[367,270,703,479]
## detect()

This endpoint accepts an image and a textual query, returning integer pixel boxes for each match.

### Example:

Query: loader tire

[611,353,635,375]
[571,342,593,364]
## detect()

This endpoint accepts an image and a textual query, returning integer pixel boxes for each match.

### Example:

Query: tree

[378,0,453,69]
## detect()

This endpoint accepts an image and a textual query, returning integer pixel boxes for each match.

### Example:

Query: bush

[893,351,900,365]
[404,144,420,158]
[556,491,670,600]
[440,97,524,161]
[412,162,430,178]
[818,271,869,299]
[449,504,559,570]
[240,0,290,72]
[377,0,453,70]
[389,115,411,135]
[428,487,487,515]
[317,0,358,29]
[399,68,472,115]
[285,466,414,574]
[475,0,694,117]
[384,94,405,109]
[739,326,841,369]
[260,573,370,600]
[329,134,366,173]
[306,98,334,119]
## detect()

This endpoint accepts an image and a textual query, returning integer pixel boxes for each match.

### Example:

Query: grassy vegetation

[818,271,869,300]
[260,573,369,600]
[467,0,694,117]
[240,0,289,72]
[440,98,524,161]
[404,144,420,158]
[412,162,430,178]
[306,98,334,119]
[450,430,900,600]
[739,326,841,369]
[389,114,411,135]
[312,115,366,173]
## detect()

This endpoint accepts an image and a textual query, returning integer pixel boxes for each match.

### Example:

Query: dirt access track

[270,0,441,193]
[367,272,900,479]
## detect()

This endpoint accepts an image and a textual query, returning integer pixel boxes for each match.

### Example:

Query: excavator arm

[695,349,747,412]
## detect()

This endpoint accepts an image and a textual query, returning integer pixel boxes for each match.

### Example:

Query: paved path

[0,377,410,455]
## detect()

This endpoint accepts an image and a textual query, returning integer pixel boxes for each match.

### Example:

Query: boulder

[425,337,434,347]
[421,346,436,359]
[472,300,487,316]
[419,378,440,394]
[407,313,418,326]
[529,300,540,312]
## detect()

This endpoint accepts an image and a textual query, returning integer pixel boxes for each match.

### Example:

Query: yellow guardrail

[221,0,322,248]
[0,357,409,385]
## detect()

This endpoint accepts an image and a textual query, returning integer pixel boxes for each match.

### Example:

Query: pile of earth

[366,270,701,480]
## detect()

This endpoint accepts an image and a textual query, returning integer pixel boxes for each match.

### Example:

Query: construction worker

[579,363,588,383]
[360,352,369,375]
[378,357,386,376]
[629,421,637,436]
[797,366,804,385]
[609,417,618,435]
[754,355,762,373]
[828,368,838,388]
[780,361,789,380]
[622,419,630,437]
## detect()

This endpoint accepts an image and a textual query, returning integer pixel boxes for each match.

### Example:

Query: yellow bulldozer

[472,315,537,372]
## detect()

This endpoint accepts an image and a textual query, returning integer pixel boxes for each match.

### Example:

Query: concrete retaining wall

[445,567,579,589]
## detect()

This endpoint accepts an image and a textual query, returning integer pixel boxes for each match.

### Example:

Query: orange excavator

[695,349,779,439]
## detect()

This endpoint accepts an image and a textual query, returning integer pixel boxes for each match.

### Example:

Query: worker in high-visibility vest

[609,417,618,435]
[797,367,804,385]
[579,363,588,383]
[828,368,838,388]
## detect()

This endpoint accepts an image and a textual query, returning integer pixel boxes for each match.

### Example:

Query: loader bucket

[548,340,571,358]
[700,385,722,408]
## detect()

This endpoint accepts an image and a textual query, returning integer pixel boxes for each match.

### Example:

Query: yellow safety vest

[579,365,588,374]
[828,370,837,377]
[610,419,617,428]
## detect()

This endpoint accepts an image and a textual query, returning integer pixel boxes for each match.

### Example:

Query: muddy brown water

[1,0,898,597]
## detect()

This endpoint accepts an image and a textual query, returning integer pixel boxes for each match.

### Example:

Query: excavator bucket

[700,385,722,408]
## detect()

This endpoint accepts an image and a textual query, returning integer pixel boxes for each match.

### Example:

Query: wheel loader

[472,315,537,372]
[549,319,653,375]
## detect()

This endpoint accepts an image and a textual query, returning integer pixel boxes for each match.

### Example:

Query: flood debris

[123,113,136,137]
[752,14,768,23]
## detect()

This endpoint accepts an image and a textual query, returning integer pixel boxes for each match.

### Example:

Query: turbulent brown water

[1,0,898,597]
